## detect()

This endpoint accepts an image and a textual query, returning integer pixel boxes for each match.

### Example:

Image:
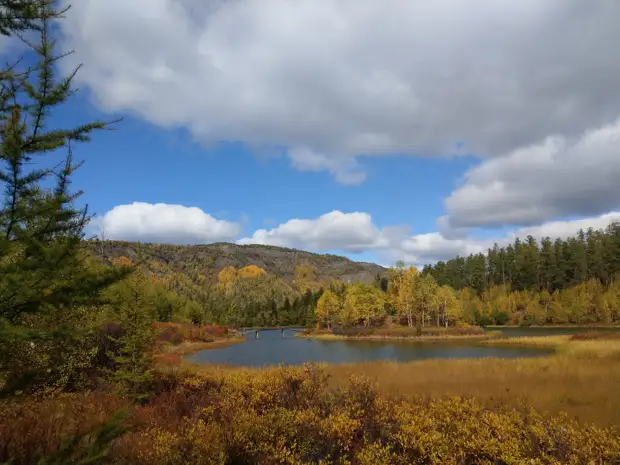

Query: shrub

[153,323,230,346]
[3,365,619,464]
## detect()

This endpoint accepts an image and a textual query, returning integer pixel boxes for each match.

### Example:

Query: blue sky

[8,0,620,267]
[68,92,476,236]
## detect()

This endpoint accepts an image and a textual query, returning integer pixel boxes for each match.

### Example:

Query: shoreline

[484,324,620,329]
[297,332,499,342]
[159,336,245,356]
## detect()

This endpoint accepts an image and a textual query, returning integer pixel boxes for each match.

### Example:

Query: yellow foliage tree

[436,285,462,327]
[293,264,320,293]
[414,273,439,329]
[238,265,266,279]
[315,289,342,328]
[345,283,385,327]
[396,266,419,327]
[217,266,238,296]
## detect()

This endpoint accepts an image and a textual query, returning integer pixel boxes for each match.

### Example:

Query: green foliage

[104,265,158,402]
[0,2,131,395]
[0,0,56,36]
[424,223,620,294]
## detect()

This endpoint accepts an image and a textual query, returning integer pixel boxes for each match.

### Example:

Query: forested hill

[88,240,386,284]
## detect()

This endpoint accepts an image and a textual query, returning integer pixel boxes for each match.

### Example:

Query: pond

[188,328,556,367]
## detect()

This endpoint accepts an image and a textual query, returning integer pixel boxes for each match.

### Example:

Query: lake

[189,328,561,367]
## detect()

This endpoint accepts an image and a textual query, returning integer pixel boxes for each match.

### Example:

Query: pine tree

[0,3,131,394]
[107,263,157,402]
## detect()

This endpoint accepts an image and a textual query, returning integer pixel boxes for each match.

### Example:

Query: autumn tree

[238,265,266,279]
[436,286,462,327]
[293,264,320,293]
[414,274,439,330]
[344,283,385,327]
[216,266,238,299]
[315,289,341,329]
[395,266,418,327]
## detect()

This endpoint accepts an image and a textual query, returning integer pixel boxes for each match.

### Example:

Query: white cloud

[94,202,241,244]
[238,210,409,253]
[505,212,620,243]
[288,147,366,185]
[445,119,620,229]
[59,0,620,183]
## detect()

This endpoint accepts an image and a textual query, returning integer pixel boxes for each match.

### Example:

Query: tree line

[422,225,620,294]
[315,257,620,329]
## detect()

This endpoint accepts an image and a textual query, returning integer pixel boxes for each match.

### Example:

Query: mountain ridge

[89,240,387,284]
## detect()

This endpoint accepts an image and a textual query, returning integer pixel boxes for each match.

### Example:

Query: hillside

[89,240,387,284]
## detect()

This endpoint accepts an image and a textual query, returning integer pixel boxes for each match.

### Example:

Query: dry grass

[323,339,620,428]
[482,335,572,348]
[301,325,500,342]
[153,322,244,356]
[159,338,245,356]
[300,333,495,342]
[483,334,620,359]
[570,331,620,340]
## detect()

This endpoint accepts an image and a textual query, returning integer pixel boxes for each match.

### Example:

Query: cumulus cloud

[93,202,241,244]
[59,0,620,183]
[238,210,409,253]
[444,119,620,229]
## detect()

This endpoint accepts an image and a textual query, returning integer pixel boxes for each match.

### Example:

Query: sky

[6,0,620,267]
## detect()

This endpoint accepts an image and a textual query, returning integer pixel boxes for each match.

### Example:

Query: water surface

[189,329,551,367]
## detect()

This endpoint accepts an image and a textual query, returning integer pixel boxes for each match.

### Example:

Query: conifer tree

[0,2,131,394]
[106,260,157,402]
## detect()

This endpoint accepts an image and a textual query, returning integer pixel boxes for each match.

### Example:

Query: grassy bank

[324,352,620,428]
[485,324,620,328]
[482,332,620,361]
[301,325,501,342]
[300,332,496,342]
[154,322,244,357]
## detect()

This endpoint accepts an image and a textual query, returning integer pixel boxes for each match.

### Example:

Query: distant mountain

[89,240,387,284]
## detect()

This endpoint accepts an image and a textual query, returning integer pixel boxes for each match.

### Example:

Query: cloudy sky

[23,0,620,265]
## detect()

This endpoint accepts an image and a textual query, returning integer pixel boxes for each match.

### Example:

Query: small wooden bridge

[239,327,306,339]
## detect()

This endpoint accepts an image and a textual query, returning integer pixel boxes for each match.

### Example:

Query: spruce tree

[0,2,131,394]
[106,263,157,403]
